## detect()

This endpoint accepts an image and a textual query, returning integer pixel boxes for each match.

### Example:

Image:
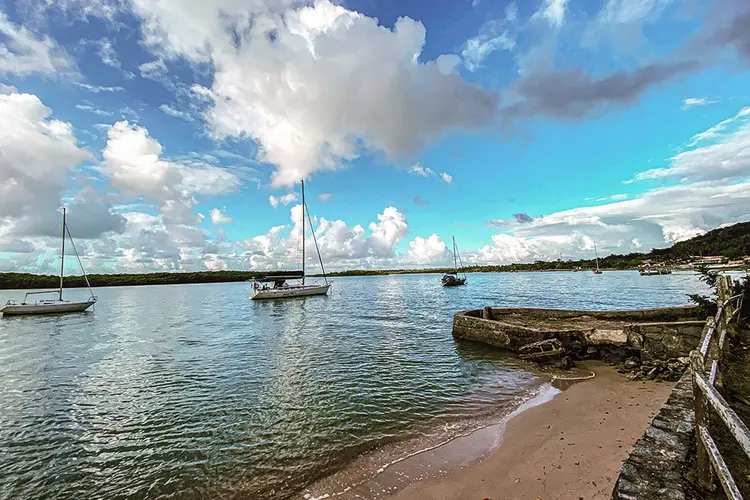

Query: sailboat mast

[452,236,458,273]
[595,243,600,271]
[301,179,305,285]
[59,207,66,301]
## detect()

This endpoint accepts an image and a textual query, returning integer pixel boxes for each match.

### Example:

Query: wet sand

[386,363,675,500]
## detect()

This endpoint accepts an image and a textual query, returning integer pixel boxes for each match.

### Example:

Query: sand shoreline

[384,362,675,500]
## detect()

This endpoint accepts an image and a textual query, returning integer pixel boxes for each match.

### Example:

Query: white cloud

[408,234,452,265]
[318,193,333,202]
[209,207,232,225]
[462,19,515,72]
[0,10,76,77]
[73,82,125,93]
[536,0,569,28]
[138,59,168,80]
[0,92,92,220]
[409,163,435,177]
[240,205,410,270]
[269,193,299,208]
[127,0,497,186]
[408,163,452,183]
[159,103,195,122]
[76,102,112,116]
[682,97,717,110]
[635,107,750,183]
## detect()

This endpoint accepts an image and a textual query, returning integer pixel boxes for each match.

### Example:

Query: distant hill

[650,222,750,260]
[1,221,748,289]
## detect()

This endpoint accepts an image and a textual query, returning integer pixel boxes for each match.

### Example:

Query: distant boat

[592,242,603,274]
[1,208,97,316]
[640,267,672,276]
[442,236,467,287]
[250,180,331,300]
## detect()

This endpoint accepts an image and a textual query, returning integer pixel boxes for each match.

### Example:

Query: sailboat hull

[442,277,467,287]
[251,284,331,300]
[1,299,96,316]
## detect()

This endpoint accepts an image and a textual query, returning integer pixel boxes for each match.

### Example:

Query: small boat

[592,242,603,274]
[250,180,331,300]
[640,267,672,276]
[1,208,97,316]
[442,236,467,287]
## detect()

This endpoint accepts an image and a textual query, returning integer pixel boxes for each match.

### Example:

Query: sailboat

[0,208,97,316]
[250,180,331,300]
[592,242,603,275]
[442,236,467,286]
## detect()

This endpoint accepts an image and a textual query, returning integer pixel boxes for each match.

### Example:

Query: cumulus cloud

[209,207,232,225]
[440,172,453,184]
[0,92,92,221]
[408,234,452,265]
[238,205,410,270]
[318,193,332,202]
[133,0,499,186]
[0,10,76,77]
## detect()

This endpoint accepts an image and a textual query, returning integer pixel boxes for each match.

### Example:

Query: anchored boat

[442,236,467,287]
[592,242,603,274]
[1,208,97,316]
[250,180,331,300]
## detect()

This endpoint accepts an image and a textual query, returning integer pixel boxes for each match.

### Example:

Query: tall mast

[59,207,66,301]
[453,236,458,273]
[301,179,305,285]
[595,242,599,271]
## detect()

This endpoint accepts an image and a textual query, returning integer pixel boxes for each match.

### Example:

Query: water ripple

[0,272,713,499]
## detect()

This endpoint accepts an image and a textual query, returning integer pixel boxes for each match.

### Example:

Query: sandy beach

[386,363,675,500]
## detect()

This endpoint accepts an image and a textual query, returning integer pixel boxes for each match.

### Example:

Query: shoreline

[303,362,676,500]
[381,362,675,500]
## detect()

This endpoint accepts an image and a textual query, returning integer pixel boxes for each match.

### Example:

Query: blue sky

[1,0,750,273]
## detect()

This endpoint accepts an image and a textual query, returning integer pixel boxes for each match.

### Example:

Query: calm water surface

[0,271,711,499]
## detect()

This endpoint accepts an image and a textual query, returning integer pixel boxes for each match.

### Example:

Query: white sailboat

[1,208,97,316]
[250,180,331,300]
[592,242,603,275]
[442,236,467,286]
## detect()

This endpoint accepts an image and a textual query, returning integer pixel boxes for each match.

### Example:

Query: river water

[0,271,712,499]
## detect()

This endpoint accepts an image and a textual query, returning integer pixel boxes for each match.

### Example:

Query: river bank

[384,363,674,500]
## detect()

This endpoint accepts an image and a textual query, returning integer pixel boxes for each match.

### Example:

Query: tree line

[1,221,749,289]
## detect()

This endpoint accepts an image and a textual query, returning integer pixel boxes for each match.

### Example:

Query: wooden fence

[690,275,750,499]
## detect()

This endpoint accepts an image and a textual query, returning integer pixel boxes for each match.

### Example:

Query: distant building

[691,256,725,265]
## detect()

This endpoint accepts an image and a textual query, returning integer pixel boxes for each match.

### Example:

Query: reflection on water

[0,271,712,499]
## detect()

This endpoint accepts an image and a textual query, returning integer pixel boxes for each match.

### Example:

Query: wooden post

[691,349,715,490]
[482,306,493,320]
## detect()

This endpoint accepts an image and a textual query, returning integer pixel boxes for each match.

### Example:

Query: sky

[0,0,750,274]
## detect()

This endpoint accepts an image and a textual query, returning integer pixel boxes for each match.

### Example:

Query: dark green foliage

[2,221,750,289]
[0,271,268,290]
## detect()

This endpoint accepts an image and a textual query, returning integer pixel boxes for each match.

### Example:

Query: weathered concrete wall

[465,306,699,323]
[453,307,703,362]
[451,313,588,351]
[612,370,695,500]
[628,322,705,363]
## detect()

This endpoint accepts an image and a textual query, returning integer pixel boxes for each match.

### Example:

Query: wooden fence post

[691,349,715,490]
